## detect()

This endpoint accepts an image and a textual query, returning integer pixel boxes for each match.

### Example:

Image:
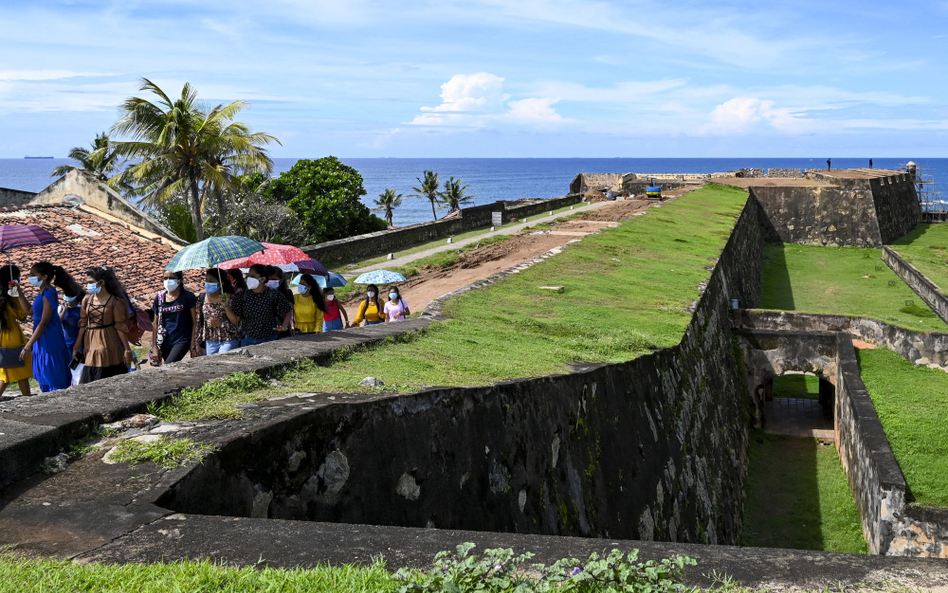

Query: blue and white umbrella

[354,269,406,284]
[315,272,348,288]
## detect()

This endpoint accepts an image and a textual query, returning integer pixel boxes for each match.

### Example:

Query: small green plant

[148,372,269,421]
[67,427,122,459]
[394,543,695,593]
[109,437,216,469]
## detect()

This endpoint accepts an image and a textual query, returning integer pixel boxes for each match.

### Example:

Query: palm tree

[373,188,403,226]
[51,133,125,183]
[411,170,440,221]
[109,78,279,241]
[439,177,475,212]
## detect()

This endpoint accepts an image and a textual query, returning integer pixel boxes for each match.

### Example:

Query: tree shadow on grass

[760,242,795,310]
[742,432,823,550]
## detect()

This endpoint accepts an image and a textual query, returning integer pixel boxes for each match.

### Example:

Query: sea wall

[0,186,37,207]
[303,194,582,266]
[568,173,623,194]
[161,194,765,545]
[882,247,948,325]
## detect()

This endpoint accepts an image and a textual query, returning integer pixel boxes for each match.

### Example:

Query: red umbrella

[220,243,328,275]
[0,224,58,264]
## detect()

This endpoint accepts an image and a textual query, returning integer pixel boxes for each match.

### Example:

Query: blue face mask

[27,276,42,287]
[266,280,281,290]
[87,283,101,295]
[64,294,78,303]
[297,284,308,294]
[205,282,219,294]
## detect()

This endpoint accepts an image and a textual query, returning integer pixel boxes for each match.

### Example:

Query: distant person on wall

[353,284,385,326]
[0,265,33,398]
[226,268,247,294]
[321,287,349,332]
[56,273,85,385]
[21,262,71,392]
[76,267,132,384]
[266,266,295,338]
[869,158,873,169]
[196,269,242,355]
[151,271,198,365]
[229,264,293,347]
[294,274,327,333]
[384,286,410,322]
[827,158,831,170]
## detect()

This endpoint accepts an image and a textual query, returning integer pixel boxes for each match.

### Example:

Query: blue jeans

[323,319,344,332]
[206,339,240,355]
[241,334,277,347]
[365,320,383,326]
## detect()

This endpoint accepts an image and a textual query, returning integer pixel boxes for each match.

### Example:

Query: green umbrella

[165,236,264,272]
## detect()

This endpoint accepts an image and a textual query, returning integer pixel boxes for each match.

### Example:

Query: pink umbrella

[220,243,328,275]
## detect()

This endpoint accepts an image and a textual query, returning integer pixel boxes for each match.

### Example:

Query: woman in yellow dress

[293,274,326,334]
[0,264,33,397]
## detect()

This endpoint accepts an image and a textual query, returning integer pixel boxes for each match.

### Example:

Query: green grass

[278,184,748,394]
[148,372,269,421]
[108,436,216,469]
[857,347,948,508]
[773,374,820,400]
[760,243,948,331]
[889,223,948,293]
[741,432,867,554]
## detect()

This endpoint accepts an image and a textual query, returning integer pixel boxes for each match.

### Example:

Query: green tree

[51,133,128,190]
[438,177,475,212]
[223,173,308,245]
[110,78,279,241]
[373,188,403,226]
[266,157,387,244]
[412,170,440,221]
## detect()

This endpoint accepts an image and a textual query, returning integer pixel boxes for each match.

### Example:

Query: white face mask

[367,291,376,298]
[164,279,180,292]
[246,277,261,290]
[326,294,335,302]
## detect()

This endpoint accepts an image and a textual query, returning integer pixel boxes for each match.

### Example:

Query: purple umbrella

[0,224,58,264]
[294,259,329,276]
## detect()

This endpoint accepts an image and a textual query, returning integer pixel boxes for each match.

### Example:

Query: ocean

[2,157,946,227]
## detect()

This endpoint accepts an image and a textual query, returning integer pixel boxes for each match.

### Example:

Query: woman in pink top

[384,286,410,322]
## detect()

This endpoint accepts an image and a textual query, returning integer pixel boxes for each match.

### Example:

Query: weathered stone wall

[766,168,805,178]
[869,175,921,244]
[882,247,948,324]
[162,194,765,546]
[568,173,623,194]
[303,194,582,266]
[0,186,37,207]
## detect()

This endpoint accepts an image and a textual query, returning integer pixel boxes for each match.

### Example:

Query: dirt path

[344,197,661,312]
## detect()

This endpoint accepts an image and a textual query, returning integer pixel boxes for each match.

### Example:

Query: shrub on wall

[266,157,388,244]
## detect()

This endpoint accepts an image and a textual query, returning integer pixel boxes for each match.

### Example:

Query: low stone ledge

[883,246,948,324]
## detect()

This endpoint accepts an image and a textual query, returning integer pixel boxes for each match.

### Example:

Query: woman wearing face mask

[151,271,198,365]
[20,262,71,392]
[384,285,411,322]
[76,267,132,384]
[293,274,327,334]
[0,265,33,397]
[55,273,85,385]
[230,264,293,346]
[321,287,349,332]
[352,284,385,327]
[266,266,294,338]
[226,268,247,294]
[196,269,242,354]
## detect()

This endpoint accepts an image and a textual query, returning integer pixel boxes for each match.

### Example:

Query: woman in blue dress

[57,276,85,385]
[21,261,71,392]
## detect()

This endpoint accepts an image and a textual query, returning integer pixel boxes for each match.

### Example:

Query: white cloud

[0,70,113,81]
[703,97,809,134]
[505,97,563,124]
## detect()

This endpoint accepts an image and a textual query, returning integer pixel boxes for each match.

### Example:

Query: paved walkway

[346,199,617,276]
[763,397,834,439]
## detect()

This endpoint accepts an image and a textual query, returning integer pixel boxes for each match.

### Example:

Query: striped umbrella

[354,269,406,284]
[0,224,59,265]
[165,236,264,272]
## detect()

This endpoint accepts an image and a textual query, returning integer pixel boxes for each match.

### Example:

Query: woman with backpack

[151,271,198,365]
[384,285,411,322]
[75,267,132,384]
[0,265,32,397]
[293,274,327,334]
[21,261,72,392]
[352,284,385,327]
[229,264,293,346]
[196,268,242,354]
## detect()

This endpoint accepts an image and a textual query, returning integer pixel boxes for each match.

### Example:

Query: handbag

[0,346,25,368]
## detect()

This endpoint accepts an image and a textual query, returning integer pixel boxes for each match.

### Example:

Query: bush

[266,157,388,244]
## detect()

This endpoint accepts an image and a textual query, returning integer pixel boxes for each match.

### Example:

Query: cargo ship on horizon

[23,156,54,159]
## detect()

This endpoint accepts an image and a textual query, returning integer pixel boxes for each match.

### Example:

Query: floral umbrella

[220,243,328,276]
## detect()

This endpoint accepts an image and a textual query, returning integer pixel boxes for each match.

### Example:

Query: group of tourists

[0,262,410,397]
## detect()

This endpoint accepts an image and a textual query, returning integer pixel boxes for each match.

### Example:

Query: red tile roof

[0,203,202,309]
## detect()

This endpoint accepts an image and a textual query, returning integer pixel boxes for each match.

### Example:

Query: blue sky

[1,0,947,158]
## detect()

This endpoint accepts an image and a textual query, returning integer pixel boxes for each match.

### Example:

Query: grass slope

[760,243,948,331]
[741,432,867,554]
[856,347,948,508]
[773,374,820,400]
[281,184,748,394]
[889,223,948,293]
